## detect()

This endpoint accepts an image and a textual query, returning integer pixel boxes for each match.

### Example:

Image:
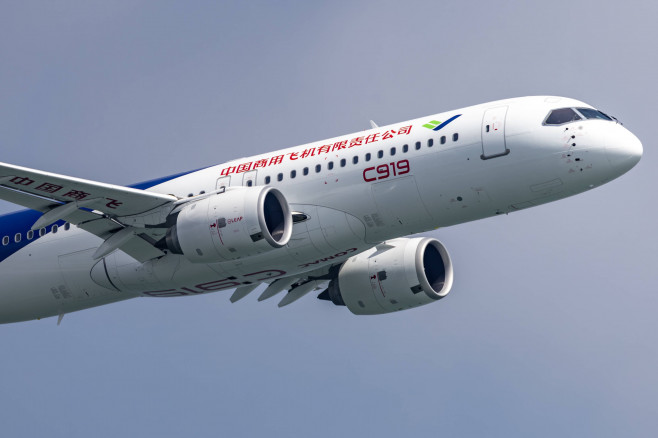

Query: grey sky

[0,1,655,437]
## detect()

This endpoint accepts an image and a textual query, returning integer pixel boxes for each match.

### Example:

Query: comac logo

[422,114,462,131]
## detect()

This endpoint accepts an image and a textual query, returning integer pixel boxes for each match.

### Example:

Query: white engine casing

[168,186,292,263]
[335,237,453,315]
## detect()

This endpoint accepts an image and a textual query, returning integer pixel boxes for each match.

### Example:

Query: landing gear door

[242,170,257,187]
[481,106,510,159]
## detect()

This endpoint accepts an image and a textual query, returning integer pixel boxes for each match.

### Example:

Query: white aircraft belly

[101,205,372,297]
[0,229,136,323]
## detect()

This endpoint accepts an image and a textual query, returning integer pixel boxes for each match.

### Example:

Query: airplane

[0,96,642,324]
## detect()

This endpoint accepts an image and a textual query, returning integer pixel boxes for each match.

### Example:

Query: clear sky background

[0,1,655,437]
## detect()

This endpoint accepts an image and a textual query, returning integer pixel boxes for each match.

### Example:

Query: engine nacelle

[164,186,292,263]
[324,237,453,315]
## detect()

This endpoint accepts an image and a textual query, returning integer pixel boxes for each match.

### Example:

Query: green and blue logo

[423,114,462,131]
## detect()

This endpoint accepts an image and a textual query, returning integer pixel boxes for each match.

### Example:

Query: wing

[0,161,181,262]
[0,161,177,215]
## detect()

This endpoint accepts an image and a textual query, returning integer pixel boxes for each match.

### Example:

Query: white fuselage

[0,96,642,323]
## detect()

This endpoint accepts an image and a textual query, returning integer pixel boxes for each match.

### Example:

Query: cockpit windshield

[544,108,581,125]
[544,107,616,126]
[575,108,613,121]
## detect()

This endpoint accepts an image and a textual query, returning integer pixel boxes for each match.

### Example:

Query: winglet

[370,120,378,129]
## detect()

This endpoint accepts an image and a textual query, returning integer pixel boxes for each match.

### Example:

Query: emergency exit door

[481,106,510,159]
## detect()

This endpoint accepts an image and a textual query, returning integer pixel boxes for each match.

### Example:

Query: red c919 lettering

[363,159,410,182]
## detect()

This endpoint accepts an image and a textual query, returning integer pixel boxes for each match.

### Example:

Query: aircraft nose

[605,127,643,175]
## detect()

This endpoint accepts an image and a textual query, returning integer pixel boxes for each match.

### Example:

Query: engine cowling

[164,186,292,263]
[323,237,453,315]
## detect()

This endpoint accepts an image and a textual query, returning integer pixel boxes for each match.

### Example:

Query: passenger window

[52,225,58,234]
[246,180,253,187]
[415,142,421,150]
[453,133,459,142]
[365,153,371,162]
[544,108,582,125]
[64,223,71,231]
[290,170,296,178]
[315,164,321,173]
[340,159,346,167]
[27,230,34,240]
[15,233,21,243]
[303,167,309,176]
[440,136,446,145]
[328,161,334,170]
[353,156,358,164]
[486,125,490,132]
[2,236,8,246]
[428,139,434,147]
[390,147,396,156]
[403,144,408,153]
[377,150,383,158]
[277,173,283,181]
[39,228,46,237]
[265,176,271,184]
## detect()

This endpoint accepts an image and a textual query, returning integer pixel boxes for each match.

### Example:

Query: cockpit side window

[575,108,613,121]
[544,108,582,125]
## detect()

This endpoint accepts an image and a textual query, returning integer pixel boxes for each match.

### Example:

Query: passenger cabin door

[481,106,510,159]
[216,176,231,190]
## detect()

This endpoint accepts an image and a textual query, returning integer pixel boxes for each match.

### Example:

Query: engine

[319,237,453,315]
[162,186,292,263]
